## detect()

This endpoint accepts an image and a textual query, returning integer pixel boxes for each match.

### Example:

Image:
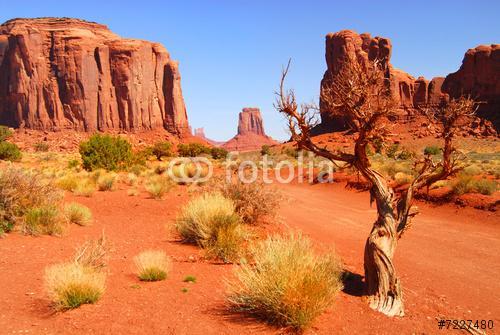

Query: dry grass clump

[145,175,175,199]
[0,168,62,234]
[56,174,79,192]
[23,205,65,236]
[217,180,281,225]
[73,235,108,271]
[227,234,343,331]
[169,162,210,184]
[44,235,107,310]
[134,250,171,281]
[64,203,92,226]
[74,179,97,197]
[176,193,246,262]
[96,173,117,191]
[44,262,106,310]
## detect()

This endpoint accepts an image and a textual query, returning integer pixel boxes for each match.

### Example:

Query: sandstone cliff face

[319,30,444,130]
[442,44,500,129]
[223,108,278,151]
[0,18,190,136]
[319,30,498,134]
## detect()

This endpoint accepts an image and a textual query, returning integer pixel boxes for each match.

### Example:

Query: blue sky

[1,1,499,141]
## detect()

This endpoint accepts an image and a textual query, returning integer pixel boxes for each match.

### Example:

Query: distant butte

[222,108,278,151]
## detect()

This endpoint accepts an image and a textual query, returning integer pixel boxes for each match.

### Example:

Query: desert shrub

[0,168,62,233]
[34,142,49,152]
[183,275,196,283]
[126,173,138,186]
[64,203,92,226]
[134,250,171,281]
[283,147,298,158]
[0,125,13,141]
[177,143,211,157]
[176,193,245,262]
[151,141,173,160]
[169,162,210,184]
[218,180,280,225]
[386,144,399,159]
[145,175,174,199]
[57,174,79,192]
[67,159,80,169]
[397,147,414,160]
[74,180,97,197]
[96,173,117,191]
[394,172,413,186]
[424,145,441,156]
[203,214,245,262]
[23,205,64,236]
[79,134,133,171]
[44,262,105,310]
[462,164,482,176]
[227,233,343,331]
[473,179,497,195]
[372,138,384,154]
[73,235,108,271]
[128,164,146,176]
[0,141,21,161]
[452,174,474,195]
[211,147,228,160]
[260,145,271,156]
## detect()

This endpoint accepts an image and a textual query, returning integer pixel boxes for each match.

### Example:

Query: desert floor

[0,180,498,335]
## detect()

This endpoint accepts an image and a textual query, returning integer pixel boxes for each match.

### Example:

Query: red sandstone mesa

[0,17,190,136]
[318,30,498,133]
[223,107,278,151]
[442,44,500,129]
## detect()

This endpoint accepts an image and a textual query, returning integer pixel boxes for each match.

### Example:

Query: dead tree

[274,59,476,317]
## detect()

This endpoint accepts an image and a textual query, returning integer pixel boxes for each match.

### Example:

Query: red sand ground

[0,181,499,334]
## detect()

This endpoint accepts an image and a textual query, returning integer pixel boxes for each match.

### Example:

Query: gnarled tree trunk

[364,214,404,317]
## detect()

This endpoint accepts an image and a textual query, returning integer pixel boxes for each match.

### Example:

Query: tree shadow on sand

[341,270,365,297]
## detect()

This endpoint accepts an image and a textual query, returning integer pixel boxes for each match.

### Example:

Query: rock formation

[193,127,223,146]
[223,108,278,151]
[442,44,500,129]
[317,30,498,134]
[0,17,190,136]
[318,30,445,131]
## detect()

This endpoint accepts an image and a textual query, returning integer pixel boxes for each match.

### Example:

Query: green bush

[424,145,441,156]
[211,147,228,160]
[151,142,173,160]
[79,134,133,171]
[34,142,49,152]
[0,141,21,161]
[260,145,271,156]
[177,143,211,157]
[0,126,13,141]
